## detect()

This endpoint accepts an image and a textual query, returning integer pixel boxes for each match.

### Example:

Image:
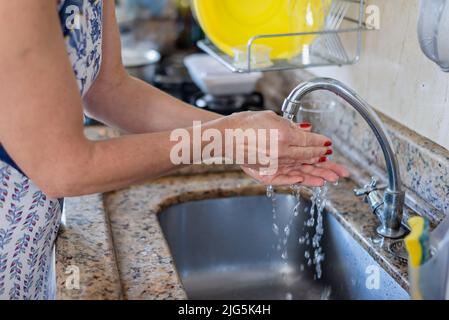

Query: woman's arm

[84,1,221,133]
[82,1,349,187]
[0,1,210,198]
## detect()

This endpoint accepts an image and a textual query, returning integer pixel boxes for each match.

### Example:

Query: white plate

[121,47,161,68]
[184,54,263,96]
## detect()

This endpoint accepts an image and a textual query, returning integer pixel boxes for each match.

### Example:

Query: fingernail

[324,141,332,147]
[325,149,333,155]
[299,122,312,129]
[319,157,327,163]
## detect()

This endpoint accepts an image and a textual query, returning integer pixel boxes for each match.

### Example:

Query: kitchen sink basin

[158,194,409,300]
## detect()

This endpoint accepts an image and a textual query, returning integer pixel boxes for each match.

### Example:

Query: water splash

[320,286,332,300]
[279,185,303,260]
[268,185,302,260]
[266,185,275,198]
[299,183,328,280]
[267,185,278,238]
[272,223,279,236]
[267,180,330,299]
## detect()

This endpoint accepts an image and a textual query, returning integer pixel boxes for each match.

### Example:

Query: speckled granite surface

[56,194,122,299]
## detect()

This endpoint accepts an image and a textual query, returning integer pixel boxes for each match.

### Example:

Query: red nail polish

[299,122,312,129]
[324,141,332,147]
[319,157,327,163]
[325,149,333,155]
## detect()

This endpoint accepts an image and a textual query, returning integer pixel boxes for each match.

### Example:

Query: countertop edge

[55,193,123,300]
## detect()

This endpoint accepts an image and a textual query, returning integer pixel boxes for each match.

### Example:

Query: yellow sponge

[405,216,430,268]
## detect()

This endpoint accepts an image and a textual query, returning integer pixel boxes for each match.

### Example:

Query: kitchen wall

[298,0,449,150]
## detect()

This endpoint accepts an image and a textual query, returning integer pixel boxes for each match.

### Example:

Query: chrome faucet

[282,78,406,238]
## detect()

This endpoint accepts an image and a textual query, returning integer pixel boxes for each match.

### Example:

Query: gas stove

[189,92,264,115]
[153,53,266,115]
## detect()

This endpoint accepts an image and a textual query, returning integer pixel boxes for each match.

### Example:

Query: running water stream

[267,182,332,301]
[267,183,330,300]
[267,184,302,261]
[268,184,328,275]
[267,109,334,299]
[299,184,328,279]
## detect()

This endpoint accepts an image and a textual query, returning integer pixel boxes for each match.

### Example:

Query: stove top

[190,92,265,115]
[153,53,266,115]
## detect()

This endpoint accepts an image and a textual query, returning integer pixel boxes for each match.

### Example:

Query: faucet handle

[353,177,386,197]
[354,176,386,216]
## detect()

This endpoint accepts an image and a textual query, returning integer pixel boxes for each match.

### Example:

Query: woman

[0,0,348,300]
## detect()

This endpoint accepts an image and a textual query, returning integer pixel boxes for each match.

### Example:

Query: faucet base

[376,225,406,239]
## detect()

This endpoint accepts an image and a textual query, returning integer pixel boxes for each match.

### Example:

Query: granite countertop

[55,126,410,299]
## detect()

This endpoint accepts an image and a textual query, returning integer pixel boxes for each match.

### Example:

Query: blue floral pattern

[58,0,103,96]
[0,0,102,300]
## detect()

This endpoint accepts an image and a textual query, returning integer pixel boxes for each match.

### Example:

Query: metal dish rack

[197,0,368,73]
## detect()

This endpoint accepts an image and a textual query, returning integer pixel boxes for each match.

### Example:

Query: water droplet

[266,185,274,198]
[272,223,279,235]
[285,292,293,300]
[321,286,332,300]
[306,218,315,227]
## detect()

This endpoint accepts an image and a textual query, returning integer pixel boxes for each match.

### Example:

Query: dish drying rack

[197,0,368,73]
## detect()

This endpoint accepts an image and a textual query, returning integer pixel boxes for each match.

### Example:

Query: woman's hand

[219,110,333,166]
[216,110,349,186]
[241,160,350,187]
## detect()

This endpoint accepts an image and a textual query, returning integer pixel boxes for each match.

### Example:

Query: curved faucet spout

[282,78,405,238]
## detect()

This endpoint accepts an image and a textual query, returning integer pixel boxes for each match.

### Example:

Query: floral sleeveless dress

[0,0,103,300]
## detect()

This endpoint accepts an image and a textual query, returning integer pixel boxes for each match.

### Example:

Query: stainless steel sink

[158,195,409,300]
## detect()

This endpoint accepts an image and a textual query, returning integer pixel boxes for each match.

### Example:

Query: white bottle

[418,0,449,71]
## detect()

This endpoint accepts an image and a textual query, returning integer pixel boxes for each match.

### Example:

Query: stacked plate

[192,0,329,65]
[184,54,262,96]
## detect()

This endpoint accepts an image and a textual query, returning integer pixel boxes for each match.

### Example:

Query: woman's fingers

[241,166,304,186]
[288,146,332,161]
[304,131,332,147]
[289,129,332,148]
[281,159,349,180]
[298,165,340,183]
[297,174,325,187]
[268,175,305,186]
[298,122,312,132]
[278,168,324,187]
[237,113,348,187]
[316,160,350,178]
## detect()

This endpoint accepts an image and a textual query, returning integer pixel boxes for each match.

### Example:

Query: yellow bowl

[193,0,329,60]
